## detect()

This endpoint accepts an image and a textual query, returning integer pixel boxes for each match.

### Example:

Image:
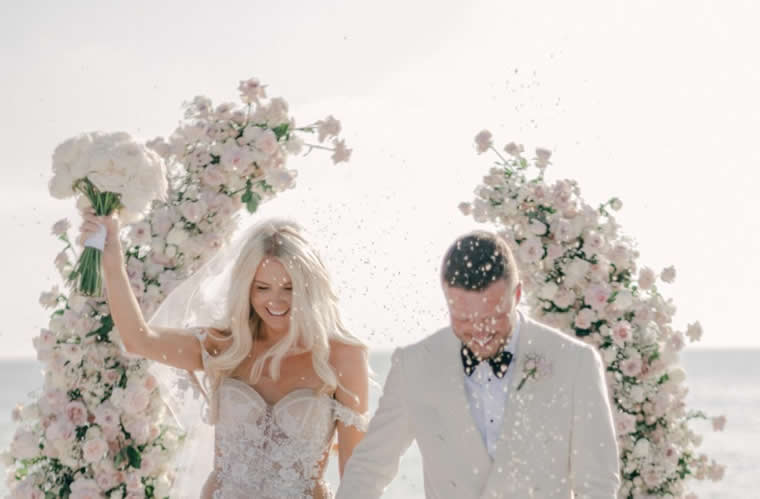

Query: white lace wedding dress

[194,330,369,499]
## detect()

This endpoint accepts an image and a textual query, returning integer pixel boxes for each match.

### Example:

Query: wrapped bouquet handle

[83,223,107,251]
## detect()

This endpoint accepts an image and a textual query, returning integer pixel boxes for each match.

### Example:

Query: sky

[1,0,759,358]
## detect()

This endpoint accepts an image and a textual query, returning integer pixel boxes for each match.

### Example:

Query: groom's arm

[569,346,621,498]
[335,348,415,499]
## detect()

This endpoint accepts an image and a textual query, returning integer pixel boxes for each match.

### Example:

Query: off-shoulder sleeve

[332,399,370,432]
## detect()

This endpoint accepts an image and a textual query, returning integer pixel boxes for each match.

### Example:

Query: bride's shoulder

[328,340,368,371]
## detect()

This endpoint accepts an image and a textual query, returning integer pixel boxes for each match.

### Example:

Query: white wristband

[84,223,107,251]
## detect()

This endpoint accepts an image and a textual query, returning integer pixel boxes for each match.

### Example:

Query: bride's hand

[77,208,123,268]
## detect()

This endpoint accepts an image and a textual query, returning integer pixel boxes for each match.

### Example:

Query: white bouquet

[49,131,167,295]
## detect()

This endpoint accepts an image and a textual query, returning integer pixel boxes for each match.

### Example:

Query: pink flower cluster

[460,133,726,498]
[5,77,348,498]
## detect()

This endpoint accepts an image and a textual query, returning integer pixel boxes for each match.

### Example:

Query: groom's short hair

[441,231,519,291]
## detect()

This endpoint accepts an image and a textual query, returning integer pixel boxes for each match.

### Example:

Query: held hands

[78,208,123,268]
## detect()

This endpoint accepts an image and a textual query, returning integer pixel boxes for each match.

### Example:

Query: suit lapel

[435,330,493,482]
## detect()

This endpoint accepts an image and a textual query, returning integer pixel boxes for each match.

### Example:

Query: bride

[78,212,370,498]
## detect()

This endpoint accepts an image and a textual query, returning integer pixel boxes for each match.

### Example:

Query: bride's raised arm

[78,209,211,371]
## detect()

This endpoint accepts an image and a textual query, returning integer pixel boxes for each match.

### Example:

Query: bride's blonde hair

[204,219,365,398]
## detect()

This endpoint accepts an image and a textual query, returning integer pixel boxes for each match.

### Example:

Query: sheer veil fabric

[145,221,272,498]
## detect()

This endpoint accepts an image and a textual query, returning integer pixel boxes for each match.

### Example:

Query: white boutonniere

[516,352,553,391]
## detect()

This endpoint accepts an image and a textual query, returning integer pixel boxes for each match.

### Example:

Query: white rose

[265,168,298,191]
[254,129,279,156]
[668,367,687,385]
[528,219,547,235]
[517,236,544,264]
[285,135,304,155]
[11,429,40,460]
[601,346,617,364]
[633,438,650,458]
[82,437,108,463]
[629,385,646,403]
[612,289,633,311]
[165,245,178,258]
[538,282,558,300]
[563,259,590,287]
[166,226,189,246]
[180,200,208,224]
[553,288,576,309]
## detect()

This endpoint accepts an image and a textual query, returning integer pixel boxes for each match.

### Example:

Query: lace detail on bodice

[193,329,368,498]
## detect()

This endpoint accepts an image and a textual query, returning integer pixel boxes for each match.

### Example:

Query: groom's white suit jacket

[337,315,620,499]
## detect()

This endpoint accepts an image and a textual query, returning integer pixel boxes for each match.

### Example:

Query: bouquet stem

[68,179,121,296]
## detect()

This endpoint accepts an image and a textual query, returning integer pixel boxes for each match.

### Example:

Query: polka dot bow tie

[460,344,513,378]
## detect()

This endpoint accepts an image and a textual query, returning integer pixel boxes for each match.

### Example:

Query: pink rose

[104,369,120,384]
[614,412,637,435]
[124,417,151,445]
[317,115,341,143]
[504,142,524,156]
[238,77,266,103]
[546,243,564,261]
[584,284,611,311]
[517,237,544,264]
[667,331,685,352]
[61,343,84,364]
[69,478,101,499]
[474,130,493,154]
[612,321,632,346]
[37,329,57,350]
[126,472,143,492]
[331,139,352,164]
[638,266,656,290]
[65,401,88,426]
[660,265,676,283]
[45,419,75,442]
[686,321,703,342]
[129,222,152,246]
[553,288,576,309]
[254,130,279,156]
[712,415,727,431]
[11,429,40,460]
[573,308,595,330]
[95,468,122,491]
[82,437,108,463]
[121,388,150,415]
[621,355,643,377]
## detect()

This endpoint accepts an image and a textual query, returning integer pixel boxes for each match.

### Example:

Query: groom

[337,231,620,498]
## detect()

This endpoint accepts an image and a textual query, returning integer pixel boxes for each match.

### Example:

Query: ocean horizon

[2,348,757,498]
